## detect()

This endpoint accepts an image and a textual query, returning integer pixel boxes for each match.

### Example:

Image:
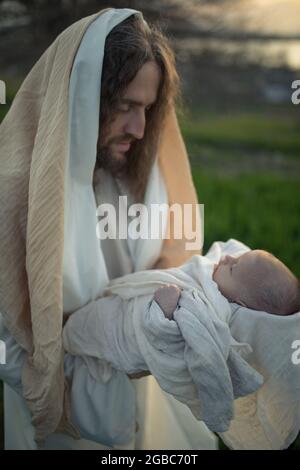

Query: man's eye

[118,104,130,112]
[146,105,152,112]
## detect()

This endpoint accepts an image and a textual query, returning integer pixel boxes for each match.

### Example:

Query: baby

[155,250,300,319]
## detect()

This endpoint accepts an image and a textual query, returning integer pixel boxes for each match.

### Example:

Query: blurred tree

[0,0,203,38]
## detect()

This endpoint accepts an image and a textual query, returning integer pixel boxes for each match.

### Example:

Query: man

[0,8,216,450]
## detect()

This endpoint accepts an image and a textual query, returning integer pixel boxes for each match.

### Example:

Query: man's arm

[63,295,149,376]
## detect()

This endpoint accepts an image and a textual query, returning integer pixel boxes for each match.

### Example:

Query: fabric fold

[63,241,264,434]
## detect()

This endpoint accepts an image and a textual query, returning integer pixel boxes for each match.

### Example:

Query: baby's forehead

[238,250,271,274]
[238,250,260,264]
[240,250,283,280]
[240,249,267,262]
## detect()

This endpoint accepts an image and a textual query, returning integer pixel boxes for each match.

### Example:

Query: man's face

[98,61,161,175]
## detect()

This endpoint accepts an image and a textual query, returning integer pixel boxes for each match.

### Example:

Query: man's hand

[154,284,181,320]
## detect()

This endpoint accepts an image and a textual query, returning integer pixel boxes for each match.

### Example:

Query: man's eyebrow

[120,98,155,107]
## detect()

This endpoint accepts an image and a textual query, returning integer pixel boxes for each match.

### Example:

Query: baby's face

[212,251,264,306]
[213,250,299,315]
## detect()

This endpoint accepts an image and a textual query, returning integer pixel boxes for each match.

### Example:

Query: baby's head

[213,250,300,315]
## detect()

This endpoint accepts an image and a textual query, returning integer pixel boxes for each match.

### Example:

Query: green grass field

[180,111,300,158]
[181,109,300,270]
[194,170,300,276]
[0,98,299,449]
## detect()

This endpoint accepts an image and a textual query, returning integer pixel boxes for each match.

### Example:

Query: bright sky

[189,0,300,36]
[234,0,300,35]
[185,0,300,68]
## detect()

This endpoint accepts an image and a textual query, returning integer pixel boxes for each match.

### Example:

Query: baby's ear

[236,299,247,308]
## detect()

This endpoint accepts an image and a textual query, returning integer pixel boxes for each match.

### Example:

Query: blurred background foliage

[0,0,299,451]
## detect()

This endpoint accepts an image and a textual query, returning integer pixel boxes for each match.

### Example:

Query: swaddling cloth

[63,252,263,433]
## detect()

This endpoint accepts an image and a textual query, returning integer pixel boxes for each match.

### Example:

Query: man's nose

[124,110,145,140]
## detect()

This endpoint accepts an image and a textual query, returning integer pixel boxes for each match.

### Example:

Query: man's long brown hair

[97,14,180,202]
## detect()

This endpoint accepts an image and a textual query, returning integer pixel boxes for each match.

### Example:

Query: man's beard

[96,145,128,178]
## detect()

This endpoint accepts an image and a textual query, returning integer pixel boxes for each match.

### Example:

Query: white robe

[2,167,217,450]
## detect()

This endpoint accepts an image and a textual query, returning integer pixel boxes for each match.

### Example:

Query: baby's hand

[154,284,181,320]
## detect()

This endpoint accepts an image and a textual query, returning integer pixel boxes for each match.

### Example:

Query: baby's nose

[220,255,235,265]
[227,255,238,266]
[220,255,229,264]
